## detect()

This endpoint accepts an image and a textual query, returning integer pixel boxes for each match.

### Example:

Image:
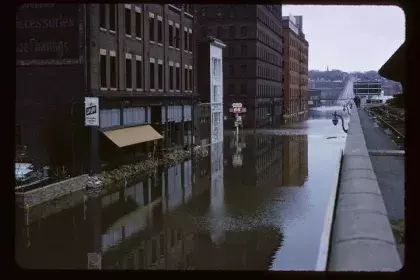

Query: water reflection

[16,121,340,271]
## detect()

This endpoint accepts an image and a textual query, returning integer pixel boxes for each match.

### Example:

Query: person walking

[353,95,361,109]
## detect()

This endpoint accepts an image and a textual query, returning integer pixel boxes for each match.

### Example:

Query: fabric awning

[103,125,163,148]
[378,42,406,84]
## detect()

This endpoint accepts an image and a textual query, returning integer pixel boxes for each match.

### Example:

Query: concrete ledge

[328,106,402,271]
[15,174,89,208]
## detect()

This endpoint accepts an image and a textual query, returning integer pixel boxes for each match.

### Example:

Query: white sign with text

[85,97,99,127]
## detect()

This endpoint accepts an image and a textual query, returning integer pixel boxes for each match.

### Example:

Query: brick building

[16,4,198,175]
[282,15,309,123]
[197,5,284,129]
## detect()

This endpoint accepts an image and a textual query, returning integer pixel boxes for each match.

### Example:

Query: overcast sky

[282,5,405,72]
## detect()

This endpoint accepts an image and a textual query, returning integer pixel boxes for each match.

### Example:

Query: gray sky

[282,5,405,72]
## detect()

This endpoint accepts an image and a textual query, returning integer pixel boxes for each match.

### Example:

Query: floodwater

[15,107,349,271]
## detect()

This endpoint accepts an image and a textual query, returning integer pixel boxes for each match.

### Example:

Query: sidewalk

[358,108,405,262]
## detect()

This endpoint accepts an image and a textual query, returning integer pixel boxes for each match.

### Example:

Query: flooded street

[15,107,349,270]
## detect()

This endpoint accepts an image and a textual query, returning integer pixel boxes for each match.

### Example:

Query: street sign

[229,107,247,113]
[85,97,99,127]
[232,103,242,108]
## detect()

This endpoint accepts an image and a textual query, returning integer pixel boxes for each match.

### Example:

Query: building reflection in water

[16,137,300,270]
[282,135,309,187]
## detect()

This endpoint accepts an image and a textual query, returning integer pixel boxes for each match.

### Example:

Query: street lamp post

[332,111,348,133]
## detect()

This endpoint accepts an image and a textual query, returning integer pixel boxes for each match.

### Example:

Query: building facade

[16,4,198,175]
[197,5,284,129]
[282,15,309,123]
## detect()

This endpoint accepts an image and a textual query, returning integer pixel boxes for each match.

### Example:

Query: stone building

[282,15,309,123]
[197,5,284,129]
[16,4,198,175]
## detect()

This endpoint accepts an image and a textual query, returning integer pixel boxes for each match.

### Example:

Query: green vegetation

[390,219,405,245]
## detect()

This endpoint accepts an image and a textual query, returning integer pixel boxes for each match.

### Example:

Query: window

[241,26,247,37]
[100,4,106,29]
[201,8,206,17]
[158,18,163,43]
[228,84,234,94]
[109,5,116,32]
[229,26,235,38]
[100,109,121,128]
[213,85,221,103]
[126,55,132,89]
[241,83,247,94]
[184,67,188,91]
[136,57,142,90]
[229,8,235,18]
[229,64,234,76]
[189,31,193,52]
[184,29,188,51]
[175,26,180,48]
[241,45,247,56]
[169,23,174,47]
[176,65,180,90]
[228,45,234,57]
[216,7,222,18]
[217,27,223,38]
[149,15,155,42]
[169,64,174,90]
[135,9,141,38]
[158,62,163,90]
[241,64,247,74]
[100,51,107,88]
[150,59,155,90]
[189,68,193,91]
[110,52,116,88]
[125,7,131,36]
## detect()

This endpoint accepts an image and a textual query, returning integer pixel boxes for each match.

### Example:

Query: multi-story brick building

[282,15,309,123]
[197,5,284,129]
[16,4,198,175]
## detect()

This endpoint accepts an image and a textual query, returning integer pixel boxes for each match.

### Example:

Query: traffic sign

[232,103,242,108]
[233,107,241,113]
[229,107,247,113]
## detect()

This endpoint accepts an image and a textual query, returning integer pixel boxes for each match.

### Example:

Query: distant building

[353,81,382,105]
[308,89,322,108]
[197,5,284,129]
[282,14,309,123]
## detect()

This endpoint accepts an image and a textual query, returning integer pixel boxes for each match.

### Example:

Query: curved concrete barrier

[328,106,402,271]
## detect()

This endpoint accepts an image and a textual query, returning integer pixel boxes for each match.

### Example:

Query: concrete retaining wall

[16,175,89,208]
[327,106,402,271]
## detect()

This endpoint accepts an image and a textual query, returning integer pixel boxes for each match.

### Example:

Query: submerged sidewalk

[358,108,405,263]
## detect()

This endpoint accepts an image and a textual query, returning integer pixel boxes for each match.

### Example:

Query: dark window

[184,30,188,51]
[109,5,116,32]
[158,19,163,43]
[135,11,141,38]
[126,57,132,89]
[229,8,235,18]
[158,63,163,90]
[217,27,223,38]
[136,60,142,89]
[228,64,234,76]
[216,7,222,17]
[176,67,180,90]
[149,16,154,41]
[229,26,235,38]
[228,46,234,56]
[184,68,188,91]
[100,53,107,88]
[150,61,155,89]
[228,84,234,94]
[241,64,247,74]
[189,69,193,91]
[240,26,247,37]
[169,24,174,47]
[200,8,206,17]
[125,8,131,36]
[99,4,106,29]
[110,55,116,88]
[169,65,174,90]
[189,32,193,52]
[175,27,180,48]
[241,84,247,94]
[241,45,247,56]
